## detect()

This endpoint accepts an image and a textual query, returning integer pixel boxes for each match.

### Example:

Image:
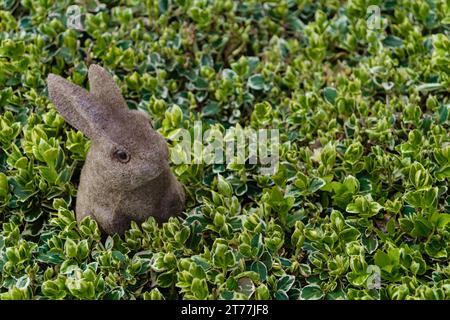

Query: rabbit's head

[47,65,170,190]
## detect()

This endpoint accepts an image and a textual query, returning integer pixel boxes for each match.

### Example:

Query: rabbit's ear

[47,73,98,139]
[88,64,128,111]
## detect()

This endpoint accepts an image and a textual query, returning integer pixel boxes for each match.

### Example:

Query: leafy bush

[0,0,449,300]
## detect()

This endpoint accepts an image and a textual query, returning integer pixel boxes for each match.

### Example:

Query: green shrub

[0,0,449,300]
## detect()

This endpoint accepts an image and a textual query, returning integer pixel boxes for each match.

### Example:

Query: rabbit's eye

[113,149,130,163]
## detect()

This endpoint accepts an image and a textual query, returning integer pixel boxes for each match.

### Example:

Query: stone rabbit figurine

[47,64,185,235]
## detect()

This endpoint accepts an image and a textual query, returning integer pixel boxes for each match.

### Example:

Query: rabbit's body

[47,64,185,235]
[77,157,185,235]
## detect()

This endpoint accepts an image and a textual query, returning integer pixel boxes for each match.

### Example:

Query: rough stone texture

[47,64,185,235]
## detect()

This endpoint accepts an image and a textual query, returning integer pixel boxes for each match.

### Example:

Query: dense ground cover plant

[0,0,449,300]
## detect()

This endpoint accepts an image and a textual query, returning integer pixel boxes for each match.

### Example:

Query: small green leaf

[250,261,267,281]
[416,83,444,92]
[277,275,295,292]
[237,277,255,297]
[64,239,77,259]
[436,214,450,228]
[382,35,404,47]
[217,175,233,197]
[158,0,169,13]
[255,284,270,300]
[308,177,326,193]
[202,101,220,117]
[438,104,449,123]
[346,271,369,286]
[0,173,9,198]
[323,87,337,104]
[248,74,265,90]
[300,284,324,300]
[274,290,289,300]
